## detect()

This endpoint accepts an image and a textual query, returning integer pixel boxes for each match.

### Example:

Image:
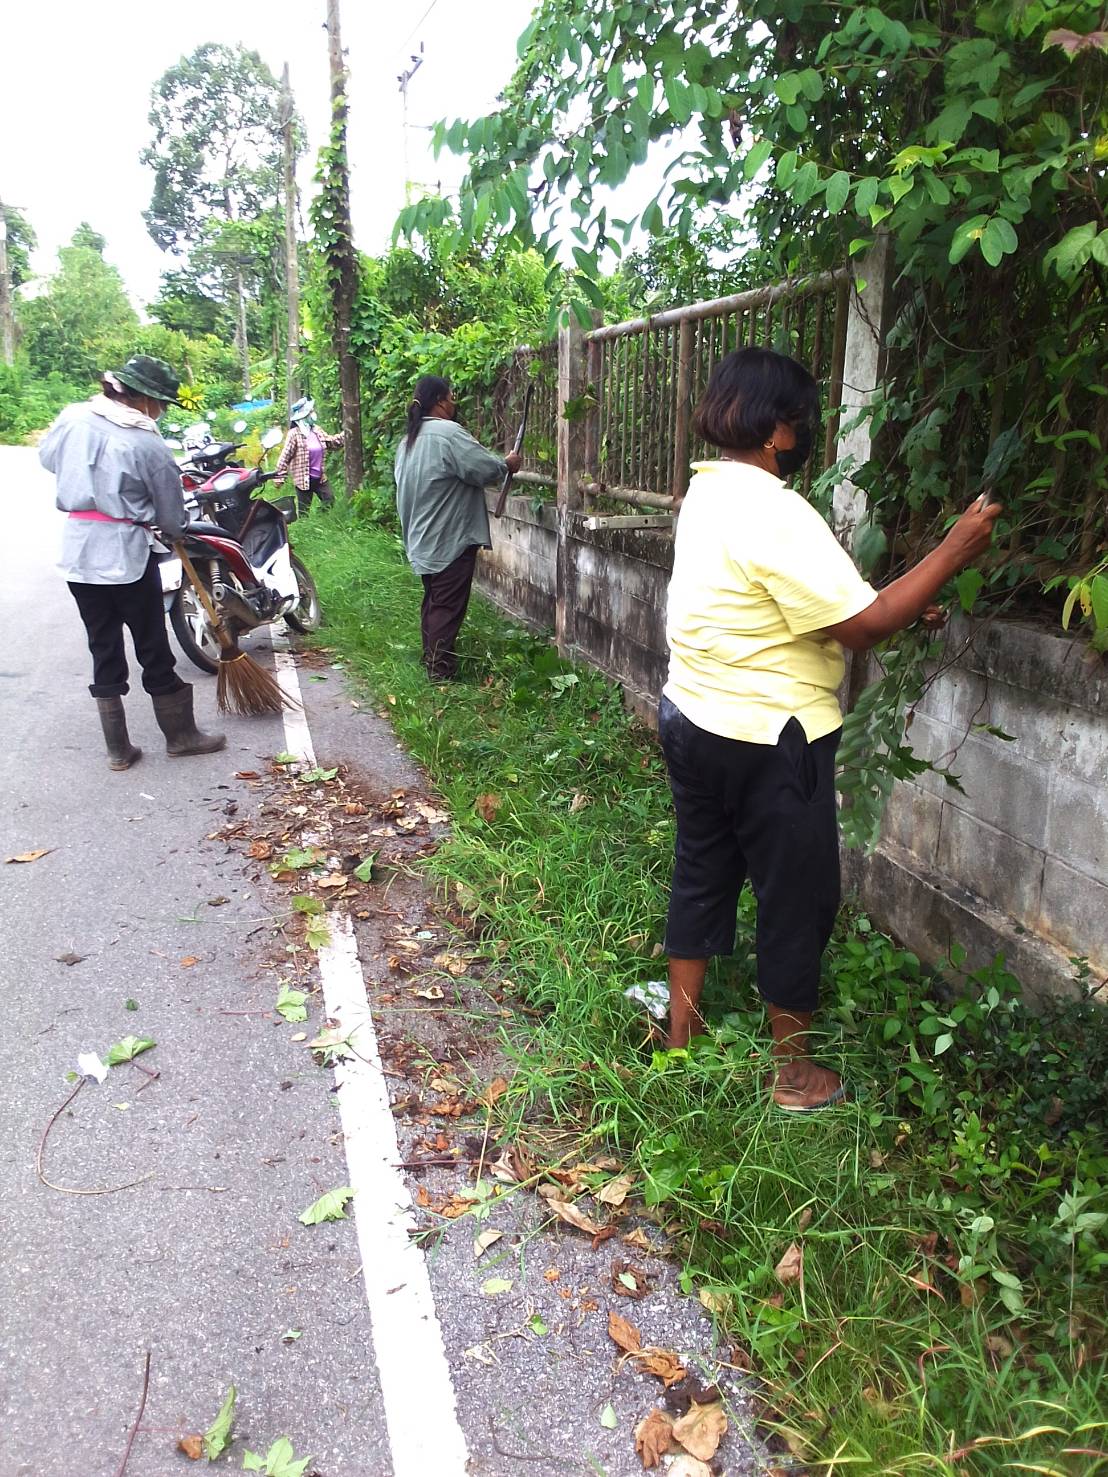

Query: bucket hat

[109,355,183,406]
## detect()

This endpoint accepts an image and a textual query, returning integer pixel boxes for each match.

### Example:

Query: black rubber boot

[151,685,226,757]
[95,697,141,771]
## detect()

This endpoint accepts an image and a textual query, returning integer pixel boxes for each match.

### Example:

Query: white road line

[274,629,471,1477]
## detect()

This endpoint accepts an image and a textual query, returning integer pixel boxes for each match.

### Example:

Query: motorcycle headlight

[213,472,240,493]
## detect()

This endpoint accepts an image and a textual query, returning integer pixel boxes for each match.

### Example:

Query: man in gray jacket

[39,355,224,769]
[394,375,520,681]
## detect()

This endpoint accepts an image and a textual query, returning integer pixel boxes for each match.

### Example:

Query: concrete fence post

[833,235,893,550]
[556,315,588,656]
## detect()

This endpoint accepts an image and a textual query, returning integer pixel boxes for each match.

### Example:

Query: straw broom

[173,543,297,716]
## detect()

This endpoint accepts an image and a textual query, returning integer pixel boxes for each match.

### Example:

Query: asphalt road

[0,448,391,1476]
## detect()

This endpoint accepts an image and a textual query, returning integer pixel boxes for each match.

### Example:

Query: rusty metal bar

[672,318,694,503]
[584,269,850,342]
[577,481,675,509]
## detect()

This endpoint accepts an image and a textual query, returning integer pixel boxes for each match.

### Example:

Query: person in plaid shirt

[273,398,345,516]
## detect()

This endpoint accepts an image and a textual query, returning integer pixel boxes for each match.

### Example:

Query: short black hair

[692,347,819,452]
[405,374,451,448]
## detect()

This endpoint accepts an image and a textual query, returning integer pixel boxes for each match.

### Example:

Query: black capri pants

[68,555,183,700]
[659,695,841,1014]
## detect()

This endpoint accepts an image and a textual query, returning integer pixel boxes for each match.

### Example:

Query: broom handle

[173,543,236,653]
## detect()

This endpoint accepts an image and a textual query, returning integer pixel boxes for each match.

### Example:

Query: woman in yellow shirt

[662,347,1000,1110]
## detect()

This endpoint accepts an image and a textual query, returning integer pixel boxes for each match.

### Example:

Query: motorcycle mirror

[233,419,248,433]
[166,423,182,433]
[261,427,283,450]
[164,438,184,450]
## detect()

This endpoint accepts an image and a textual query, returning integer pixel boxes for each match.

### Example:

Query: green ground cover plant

[293,508,1107,1474]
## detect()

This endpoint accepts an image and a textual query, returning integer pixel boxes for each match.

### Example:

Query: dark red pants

[420,546,478,680]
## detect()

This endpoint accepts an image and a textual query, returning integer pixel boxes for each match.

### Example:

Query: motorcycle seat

[185,519,230,537]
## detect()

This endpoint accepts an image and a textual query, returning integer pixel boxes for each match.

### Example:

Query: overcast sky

[2,0,534,308]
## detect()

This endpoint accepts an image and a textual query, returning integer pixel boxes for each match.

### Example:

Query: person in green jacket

[394,375,520,681]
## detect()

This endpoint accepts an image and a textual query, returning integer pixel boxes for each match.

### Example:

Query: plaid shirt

[274,426,344,491]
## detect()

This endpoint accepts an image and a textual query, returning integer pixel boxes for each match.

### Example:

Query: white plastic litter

[623,980,669,1019]
[76,1052,108,1084]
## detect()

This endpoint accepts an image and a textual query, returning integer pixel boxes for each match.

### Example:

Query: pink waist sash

[68,510,144,526]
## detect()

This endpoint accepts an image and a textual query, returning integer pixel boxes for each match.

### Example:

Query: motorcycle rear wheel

[170,582,223,674]
[284,554,322,633]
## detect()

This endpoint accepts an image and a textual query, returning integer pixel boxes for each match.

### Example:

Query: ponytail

[405,375,451,449]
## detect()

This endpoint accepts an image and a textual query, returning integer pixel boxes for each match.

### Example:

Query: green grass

[292,506,1108,1476]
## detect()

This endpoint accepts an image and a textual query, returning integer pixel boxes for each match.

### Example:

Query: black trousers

[659,695,841,1013]
[297,476,334,518]
[419,546,478,680]
[68,555,183,700]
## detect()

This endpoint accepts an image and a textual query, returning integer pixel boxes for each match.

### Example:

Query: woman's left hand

[920,603,947,632]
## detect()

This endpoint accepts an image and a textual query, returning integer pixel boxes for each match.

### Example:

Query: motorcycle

[157,425,321,674]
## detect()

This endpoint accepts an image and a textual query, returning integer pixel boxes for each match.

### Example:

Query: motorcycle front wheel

[170,583,222,674]
[284,554,322,633]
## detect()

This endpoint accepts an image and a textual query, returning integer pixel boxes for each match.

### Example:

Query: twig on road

[113,1350,151,1477]
[36,1079,153,1196]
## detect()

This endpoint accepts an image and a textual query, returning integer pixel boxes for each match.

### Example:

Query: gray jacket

[394,418,505,577]
[40,402,189,585]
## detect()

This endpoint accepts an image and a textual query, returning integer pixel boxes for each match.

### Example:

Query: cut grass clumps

[293,506,1108,1474]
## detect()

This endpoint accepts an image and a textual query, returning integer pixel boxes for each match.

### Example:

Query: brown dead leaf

[433,952,469,977]
[667,1458,712,1477]
[568,791,590,813]
[796,1206,813,1232]
[5,849,53,864]
[543,1267,560,1282]
[180,956,200,969]
[549,1199,603,1236]
[622,1227,653,1253]
[634,1408,677,1469]
[906,1274,946,1301]
[475,792,502,823]
[591,1226,618,1250]
[635,1349,687,1387]
[774,1241,804,1286]
[235,770,259,780]
[985,1333,1014,1361]
[698,1288,732,1315]
[480,1076,510,1109]
[315,875,348,891]
[413,985,445,1001]
[178,1434,205,1460]
[611,1258,652,1299]
[489,1144,534,1184]
[597,1172,634,1207]
[473,1229,503,1258]
[671,1401,727,1462]
[343,801,367,815]
[247,840,273,860]
[608,1309,642,1355]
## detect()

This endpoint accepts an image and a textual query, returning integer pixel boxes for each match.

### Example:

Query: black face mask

[775,421,815,479]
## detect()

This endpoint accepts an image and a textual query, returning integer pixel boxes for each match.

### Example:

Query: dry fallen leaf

[796,1206,813,1231]
[235,770,259,780]
[608,1309,642,1355]
[5,849,52,864]
[475,792,502,822]
[668,1458,713,1477]
[671,1401,728,1462]
[549,1199,603,1236]
[543,1267,560,1282]
[178,1434,204,1459]
[480,1076,510,1109]
[473,1229,503,1259]
[413,985,445,1001]
[698,1287,732,1315]
[634,1408,677,1469]
[774,1241,804,1286]
[597,1172,634,1207]
[55,951,87,967]
[622,1227,653,1253]
[906,1274,946,1301]
[247,840,273,860]
[635,1349,687,1388]
[433,952,469,977]
[180,956,200,969]
[568,791,590,813]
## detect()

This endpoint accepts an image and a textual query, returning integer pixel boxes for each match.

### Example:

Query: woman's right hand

[942,494,1003,567]
[504,452,522,474]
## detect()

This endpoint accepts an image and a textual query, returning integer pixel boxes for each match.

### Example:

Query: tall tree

[141,43,294,397]
[18,225,138,384]
[314,0,364,491]
[0,202,36,365]
[281,63,302,415]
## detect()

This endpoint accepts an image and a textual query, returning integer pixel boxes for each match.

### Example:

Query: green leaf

[481,1276,514,1294]
[105,1036,156,1066]
[203,1385,237,1461]
[853,520,888,575]
[242,1437,313,1477]
[980,216,1018,267]
[599,1402,618,1429]
[934,1032,954,1055]
[825,170,851,214]
[528,1313,549,1335]
[353,852,378,883]
[791,160,820,205]
[124,998,139,1012]
[606,63,624,99]
[642,200,664,235]
[743,138,773,181]
[1091,575,1108,631]
[305,916,332,952]
[298,1186,354,1225]
[954,568,985,614]
[291,893,325,915]
[776,151,798,188]
[275,985,308,1024]
[948,214,989,265]
[854,176,879,216]
[775,72,802,106]
[273,752,298,766]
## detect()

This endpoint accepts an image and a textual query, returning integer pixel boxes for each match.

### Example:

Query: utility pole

[397,43,424,204]
[325,0,364,493]
[281,63,301,416]
[0,201,15,367]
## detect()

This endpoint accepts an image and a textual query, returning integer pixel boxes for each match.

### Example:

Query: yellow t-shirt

[663,460,877,744]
